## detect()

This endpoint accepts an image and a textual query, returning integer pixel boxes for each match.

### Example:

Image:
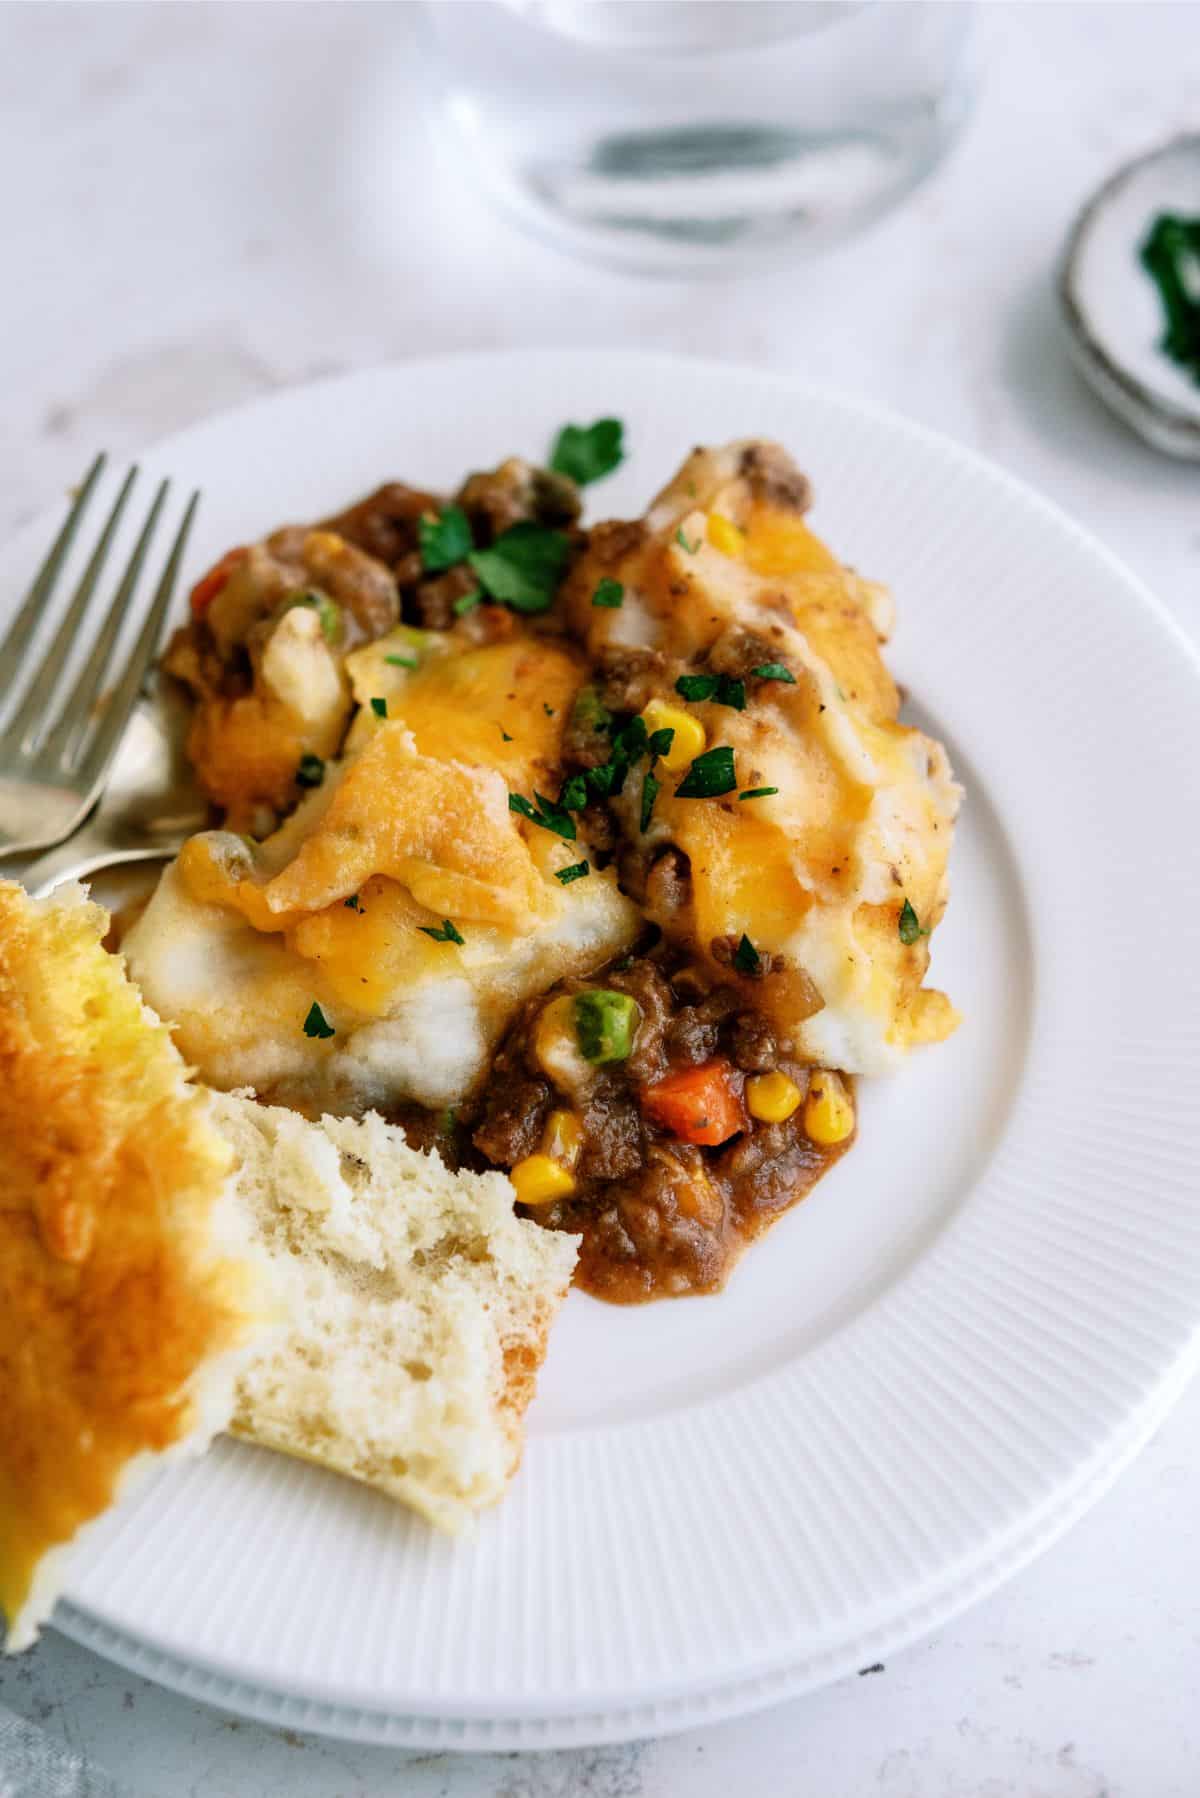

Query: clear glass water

[419,1,976,275]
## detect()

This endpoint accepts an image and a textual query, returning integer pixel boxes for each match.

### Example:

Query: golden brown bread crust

[0,881,263,1648]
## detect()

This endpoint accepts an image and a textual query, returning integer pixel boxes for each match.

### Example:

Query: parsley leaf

[675,745,736,798]
[385,653,418,670]
[468,522,570,615]
[739,786,778,801]
[675,673,718,702]
[555,861,590,885]
[419,505,473,572]
[296,752,325,789]
[592,578,624,609]
[646,726,675,762]
[418,919,465,945]
[558,772,590,811]
[675,526,700,554]
[303,1001,335,1040]
[370,696,388,719]
[549,417,624,484]
[509,790,577,841]
[454,587,483,617]
[344,894,363,912]
[674,672,744,710]
[898,898,930,946]
[751,662,796,684]
[733,934,762,976]
[640,771,660,832]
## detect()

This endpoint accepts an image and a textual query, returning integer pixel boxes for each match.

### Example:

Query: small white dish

[4,351,1200,1747]
[1060,135,1200,458]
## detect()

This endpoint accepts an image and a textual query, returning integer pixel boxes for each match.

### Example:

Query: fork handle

[17,831,187,899]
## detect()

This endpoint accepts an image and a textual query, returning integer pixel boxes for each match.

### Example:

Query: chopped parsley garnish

[646,726,675,761]
[675,744,736,798]
[558,772,590,811]
[898,898,930,945]
[739,786,778,801]
[674,672,745,710]
[555,860,590,885]
[453,587,483,617]
[418,919,465,945]
[500,727,513,742]
[303,1001,335,1039]
[385,653,418,670]
[468,522,570,614]
[675,526,700,554]
[549,417,624,485]
[509,791,577,841]
[296,752,325,788]
[1140,214,1200,387]
[370,696,388,718]
[293,590,340,643]
[344,894,363,912]
[733,934,762,976]
[751,662,796,685]
[592,578,624,609]
[543,703,555,717]
[418,504,473,572]
[640,771,660,832]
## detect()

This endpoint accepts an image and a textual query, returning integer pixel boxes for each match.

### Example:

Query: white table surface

[2,4,1199,1793]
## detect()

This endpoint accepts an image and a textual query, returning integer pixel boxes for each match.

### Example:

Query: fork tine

[0,454,107,690]
[38,479,169,772]
[1,465,139,756]
[70,491,199,790]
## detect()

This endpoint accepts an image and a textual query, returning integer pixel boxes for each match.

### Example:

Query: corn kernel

[706,513,745,559]
[640,698,706,773]
[510,1153,576,1207]
[542,1108,583,1170]
[746,1071,803,1124]
[804,1069,855,1146]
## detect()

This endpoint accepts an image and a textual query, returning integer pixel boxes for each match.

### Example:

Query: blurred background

[1,4,1199,1795]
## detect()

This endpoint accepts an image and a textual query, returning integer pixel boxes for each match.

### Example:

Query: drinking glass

[419,1,976,274]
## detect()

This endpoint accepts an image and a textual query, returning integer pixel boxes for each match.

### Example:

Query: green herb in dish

[555,861,590,885]
[676,744,736,799]
[418,919,465,945]
[640,770,660,832]
[751,662,796,685]
[592,578,624,609]
[549,418,624,484]
[418,505,473,572]
[898,898,930,945]
[370,696,388,719]
[468,522,570,614]
[509,791,577,841]
[295,752,325,789]
[303,1001,335,1040]
[733,934,762,976]
[1140,213,1200,387]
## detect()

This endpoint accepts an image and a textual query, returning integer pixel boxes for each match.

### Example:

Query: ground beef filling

[468,951,853,1303]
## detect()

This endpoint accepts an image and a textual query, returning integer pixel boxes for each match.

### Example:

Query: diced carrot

[189,547,248,617]
[640,1058,746,1147]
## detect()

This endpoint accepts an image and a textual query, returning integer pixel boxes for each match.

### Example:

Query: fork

[0,454,198,858]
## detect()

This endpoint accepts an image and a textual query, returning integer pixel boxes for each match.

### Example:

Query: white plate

[6,351,1200,1747]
